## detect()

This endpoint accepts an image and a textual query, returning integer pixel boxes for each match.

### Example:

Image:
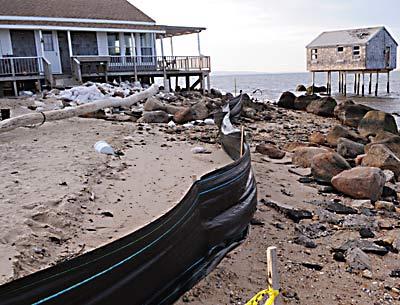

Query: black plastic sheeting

[0,109,257,305]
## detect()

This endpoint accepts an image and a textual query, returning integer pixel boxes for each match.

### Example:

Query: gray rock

[339,239,389,256]
[143,97,165,112]
[358,110,399,137]
[292,147,329,168]
[334,100,373,127]
[337,138,365,158]
[294,94,320,111]
[326,125,362,147]
[137,110,169,123]
[306,96,337,117]
[294,234,317,248]
[311,152,351,183]
[345,247,371,271]
[277,91,296,109]
[362,144,400,178]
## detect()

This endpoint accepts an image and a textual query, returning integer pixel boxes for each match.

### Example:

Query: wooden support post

[160,36,169,92]
[369,73,372,94]
[311,72,315,94]
[185,75,190,91]
[344,72,347,97]
[361,72,365,97]
[357,73,360,95]
[338,72,341,94]
[354,73,357,93]
[387,71,390,93]
[207,73,211,93]
[326,71,329,95]
[267,247,281,305]
[375,71,379,96]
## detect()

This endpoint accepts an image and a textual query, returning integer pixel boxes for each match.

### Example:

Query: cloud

[130,0,400,72]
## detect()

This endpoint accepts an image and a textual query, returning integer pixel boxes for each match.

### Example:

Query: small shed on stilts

[306,26,398,97]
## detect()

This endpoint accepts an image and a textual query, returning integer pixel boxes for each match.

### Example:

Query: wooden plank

[267,247,282,305]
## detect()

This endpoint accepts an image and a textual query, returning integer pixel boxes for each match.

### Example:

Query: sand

[0,116,231,285]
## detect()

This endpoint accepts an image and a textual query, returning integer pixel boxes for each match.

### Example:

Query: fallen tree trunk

[0,84,159,134]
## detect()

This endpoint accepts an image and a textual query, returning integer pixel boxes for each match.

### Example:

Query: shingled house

[306,26,398,96]
[0,0,210,95]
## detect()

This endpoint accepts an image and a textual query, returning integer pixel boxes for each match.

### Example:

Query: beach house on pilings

[306,26,397,96]
[0,0,210,96]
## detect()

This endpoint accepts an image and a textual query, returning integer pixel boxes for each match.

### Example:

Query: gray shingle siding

[366,29,397,70]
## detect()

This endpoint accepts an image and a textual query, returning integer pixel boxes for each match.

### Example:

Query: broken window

[311,49,318,60]
[353,45,360,58]
[107,33,120,56]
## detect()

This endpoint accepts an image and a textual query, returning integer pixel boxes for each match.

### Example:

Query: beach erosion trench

[0,112,258,305]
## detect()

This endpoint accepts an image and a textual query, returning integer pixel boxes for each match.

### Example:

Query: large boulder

[306,96,337,117]
[165,104,186,115]
[334,101,373,127]
[337,138,365,159]
[326,125,362,147]
[137,110,169,123]
[311,152,351,183]
[292,147,329,168]
[255,144,286,159]
[358,110,398,137]
[294,94,320,111]
[366,132,400,158]
[306,85,327,95]
[277,91,296,109]
[143,97,165,112]
[331,167,386,201]
[296,84,307,92]
[362,144,400,178]
[173,107,193,124]
[191,101,210,120]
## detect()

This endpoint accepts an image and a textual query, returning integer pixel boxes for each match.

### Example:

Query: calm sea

[210,71,400,127]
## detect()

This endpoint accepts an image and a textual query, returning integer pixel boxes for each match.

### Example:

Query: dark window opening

[337,46,344,52]
[311,48,318,60]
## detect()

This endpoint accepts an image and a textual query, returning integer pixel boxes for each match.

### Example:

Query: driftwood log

[0,85,159,134]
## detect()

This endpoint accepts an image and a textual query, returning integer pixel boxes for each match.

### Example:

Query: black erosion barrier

[0,106,257,305]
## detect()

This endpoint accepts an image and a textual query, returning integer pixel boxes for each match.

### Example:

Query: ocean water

[210,71,400,127]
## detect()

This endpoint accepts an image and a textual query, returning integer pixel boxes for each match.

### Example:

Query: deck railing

[0,57,43,76]
[104,55,211,73]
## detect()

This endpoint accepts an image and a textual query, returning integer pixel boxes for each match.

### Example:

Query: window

[124,34,134,56]
[107,33,120,56]
[140,33,153,62]
[337,46,344,53]
[311,49,318,60]
[42,31,54,52]
[353,45,360,58]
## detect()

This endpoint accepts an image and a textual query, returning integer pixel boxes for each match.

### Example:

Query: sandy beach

[0,114,231,285]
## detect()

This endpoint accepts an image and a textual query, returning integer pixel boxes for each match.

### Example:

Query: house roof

[307,26,397,48]
[0,0,155,23]
[157,26,206,38]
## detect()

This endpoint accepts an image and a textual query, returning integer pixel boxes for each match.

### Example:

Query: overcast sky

[132,0,400,73]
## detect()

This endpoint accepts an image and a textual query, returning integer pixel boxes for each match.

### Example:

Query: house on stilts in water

[306,26,397,96]
[0,0,210,96]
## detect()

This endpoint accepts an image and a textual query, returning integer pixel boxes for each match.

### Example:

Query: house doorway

[42,30,62,74]
[57,31,71,75]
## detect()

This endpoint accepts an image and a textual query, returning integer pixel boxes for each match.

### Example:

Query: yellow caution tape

[245,287,279,305]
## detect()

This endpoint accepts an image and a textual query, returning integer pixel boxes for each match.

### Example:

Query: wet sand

[0,117,231,284]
